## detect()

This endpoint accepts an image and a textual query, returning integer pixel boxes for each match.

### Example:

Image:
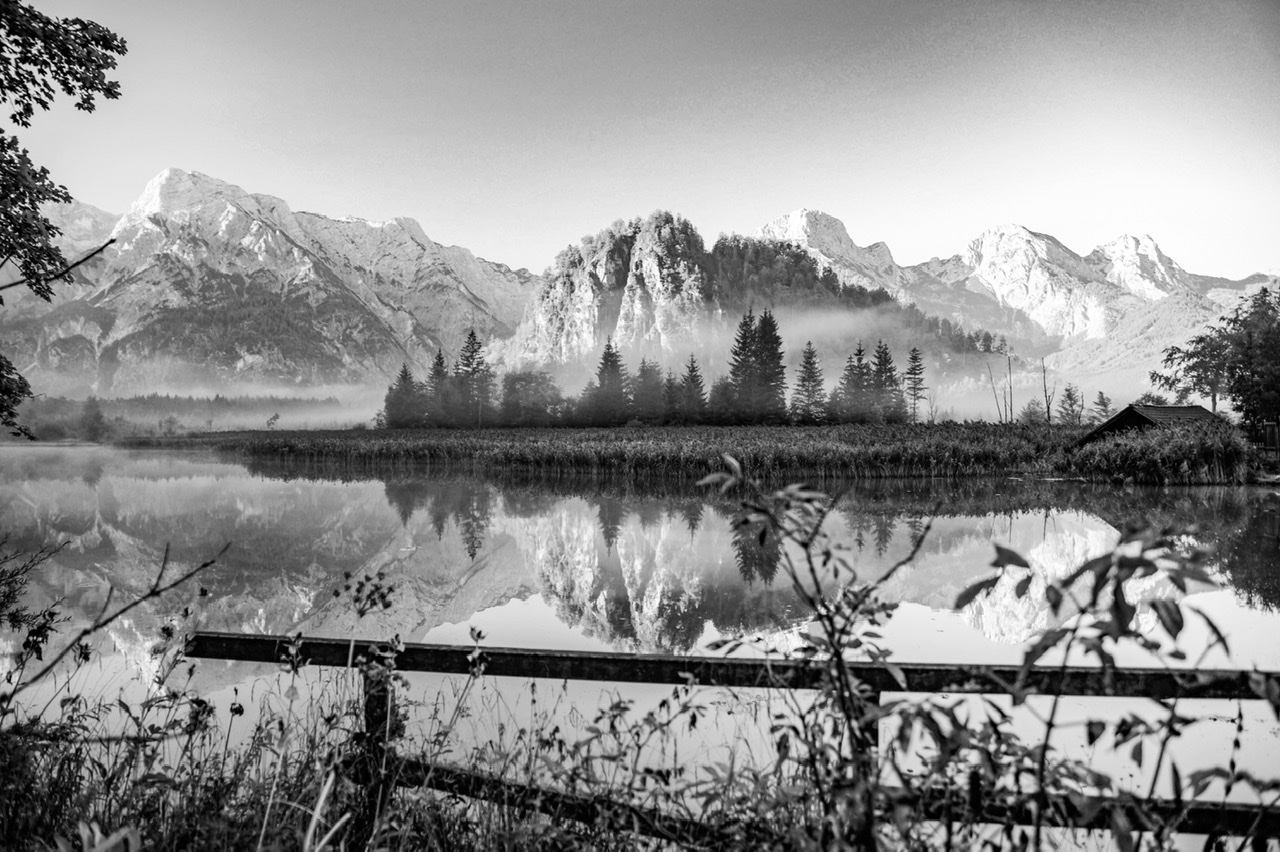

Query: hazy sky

[21,0,1280,278]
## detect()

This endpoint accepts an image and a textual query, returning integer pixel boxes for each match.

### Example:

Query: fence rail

[186,630,1279,842]
[187,630,1275,700]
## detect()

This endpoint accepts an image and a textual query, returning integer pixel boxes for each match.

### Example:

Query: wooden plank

[186,631,1276,700]
[382,759,1279,841]
[387,760,728,847]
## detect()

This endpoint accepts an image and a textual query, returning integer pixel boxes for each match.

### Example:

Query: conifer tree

[789,341,826,424]
[662,370,681,423]
[455,329,496,427]
[425,349,450,425]
[871,340,906,423]
[903,347,927,424]
[1090,390,1115,424]
[706,376,735,425]
[826,356,855,422]
[679,354,707,423]
[632,358,665,423]
[383,363,423,428]
[1057,383,1084,427]
[727,310,758,422]
[754,310,787,422]
[830,343,874,422]
[588,338,630,425]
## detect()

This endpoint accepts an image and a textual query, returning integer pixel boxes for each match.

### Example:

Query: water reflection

[2,448,1278,665]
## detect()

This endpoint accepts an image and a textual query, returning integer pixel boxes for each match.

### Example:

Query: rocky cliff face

[754,209,1275,375]
[2,169,535,394]
[498,212,710,369]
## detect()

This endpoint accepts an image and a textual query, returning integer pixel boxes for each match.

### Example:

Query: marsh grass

[121,420,1258,484]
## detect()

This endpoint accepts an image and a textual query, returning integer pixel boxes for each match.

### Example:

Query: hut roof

[1078,403,1221,445]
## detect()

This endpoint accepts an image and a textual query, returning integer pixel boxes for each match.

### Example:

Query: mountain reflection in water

[1,447,1278,665]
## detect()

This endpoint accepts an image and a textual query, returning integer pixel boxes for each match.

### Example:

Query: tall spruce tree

[790,341,826,424]
[829,343,874,422]
[632,358,665,423]
[425,349,450,425]
[707,376,735,425]
[679,354,707,423]
[754,310,787,422]
[455,329,496,427]
[589,338,631,425]
[662,370,681,423]
[383,363,423,428]
[871,340,906,423]
[727,310,758,422]
[903,347,927,424]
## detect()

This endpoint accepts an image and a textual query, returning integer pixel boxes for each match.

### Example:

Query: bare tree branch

[0,238,115,295]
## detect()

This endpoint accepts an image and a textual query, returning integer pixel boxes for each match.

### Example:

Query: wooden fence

[186,630,1280,843]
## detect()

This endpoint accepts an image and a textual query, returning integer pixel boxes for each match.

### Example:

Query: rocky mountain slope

[755,209,1275,381]
[2,169,535,395]
[4,171,1274,398]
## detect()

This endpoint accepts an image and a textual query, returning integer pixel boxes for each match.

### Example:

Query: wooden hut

[1077,403,1222,446]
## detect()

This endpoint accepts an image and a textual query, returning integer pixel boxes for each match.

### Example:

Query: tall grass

[122,423,1077,480]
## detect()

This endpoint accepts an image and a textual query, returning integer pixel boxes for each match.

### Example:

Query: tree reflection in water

[7,450,1276,660]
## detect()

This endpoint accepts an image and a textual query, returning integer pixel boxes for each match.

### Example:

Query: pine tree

[706,376,735,425]
[679,354,707,423]
[727,310,758,422]
[789,341,826,424]
[632,358,665,423]
[831,343,874,422]
[871,340,906,423]
[383,363,422,428]
[455,329,496,427]
[903,348,927,424]
[1090,390,1115,424]
[1057,384,1084,427]
[754,310,787,422]
[588,338,631,425]
[424,349,450,425]
[826,356,854,422]
[662,370,681,423]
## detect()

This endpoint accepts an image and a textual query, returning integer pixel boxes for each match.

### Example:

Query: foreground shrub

[1063,423,1255,484]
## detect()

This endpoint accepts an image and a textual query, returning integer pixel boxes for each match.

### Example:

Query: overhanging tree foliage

[0,2,127,436]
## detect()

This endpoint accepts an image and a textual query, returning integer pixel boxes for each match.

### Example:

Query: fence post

[353,664,395,845]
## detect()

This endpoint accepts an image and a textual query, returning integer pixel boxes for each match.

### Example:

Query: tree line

[380,311,935,429]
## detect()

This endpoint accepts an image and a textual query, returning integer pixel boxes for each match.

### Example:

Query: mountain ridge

[4,170,1274,400]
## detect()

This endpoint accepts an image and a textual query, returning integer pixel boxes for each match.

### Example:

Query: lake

[2,444,1278,803]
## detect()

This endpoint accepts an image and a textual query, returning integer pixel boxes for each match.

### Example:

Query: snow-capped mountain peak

[756,208,905,293]
[1086,233,1190,300]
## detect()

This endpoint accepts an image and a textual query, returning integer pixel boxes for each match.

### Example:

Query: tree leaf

[884,662,908,690]
[955,574,1000,610]
[1086,720,1106,745]
[1014,575,1032,599]
[1046,584,1063,615]
[991,544,1030,569]
[1150,599,1184,640]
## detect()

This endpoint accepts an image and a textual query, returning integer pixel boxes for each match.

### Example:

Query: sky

[19,0,1280,278]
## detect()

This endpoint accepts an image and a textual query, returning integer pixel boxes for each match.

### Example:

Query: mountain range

[2,168,1274,399]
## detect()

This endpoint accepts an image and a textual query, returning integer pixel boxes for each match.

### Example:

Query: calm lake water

[3,444,1279,800]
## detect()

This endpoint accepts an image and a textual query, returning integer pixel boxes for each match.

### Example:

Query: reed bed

[1062,422,1255,485]
[124,423,1074,480]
